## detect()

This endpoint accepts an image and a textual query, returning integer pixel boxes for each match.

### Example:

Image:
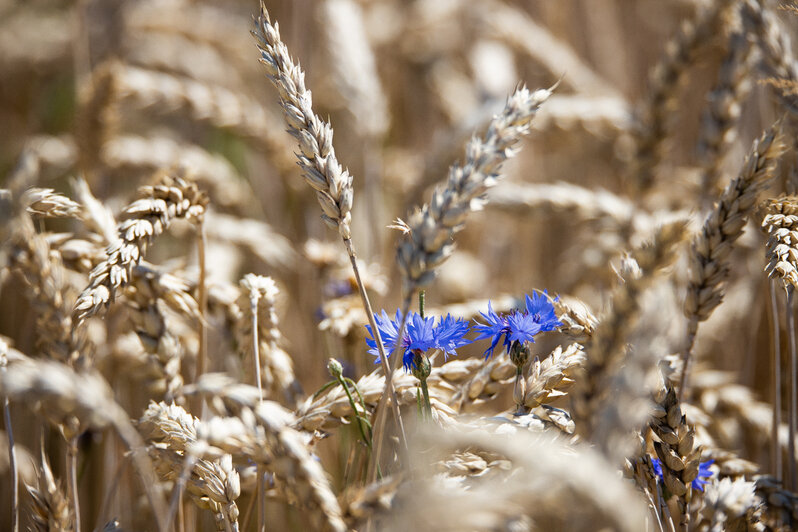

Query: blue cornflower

[365,310,472,371]
[524,291,562,332]
[651,458,715,492]
[474,292,562,359]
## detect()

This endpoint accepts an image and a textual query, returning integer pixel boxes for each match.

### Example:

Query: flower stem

[513,367,525,415]
[336,374,371,447]
[419,376,432,419]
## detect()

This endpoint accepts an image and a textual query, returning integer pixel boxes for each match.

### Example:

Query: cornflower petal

[435,314,472,359]
[506,313,542,344]
[473,301,507,359]
[650,458,715,492]
[365,309,399,359]
[524,291,562,332]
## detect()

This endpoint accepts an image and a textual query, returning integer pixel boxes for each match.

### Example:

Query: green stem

[337,375,371,447]
[344,377,369,418]
[419,377,432,419]
[419,290,425,318]
[312,379,339,400]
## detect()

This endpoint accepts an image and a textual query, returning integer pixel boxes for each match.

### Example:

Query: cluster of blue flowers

[365,310,471,371]
[365,292,562,371]
[474,292,562,359]
[651,458,715,492]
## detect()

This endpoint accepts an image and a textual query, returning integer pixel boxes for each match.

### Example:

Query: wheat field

[2,0,798,530]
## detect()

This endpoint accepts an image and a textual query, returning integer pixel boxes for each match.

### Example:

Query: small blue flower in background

[651,458,715,492]
[474,291,562,359]
[365,310,471,371]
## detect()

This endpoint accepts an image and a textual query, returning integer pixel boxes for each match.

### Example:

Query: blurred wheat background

[2,0,798,530]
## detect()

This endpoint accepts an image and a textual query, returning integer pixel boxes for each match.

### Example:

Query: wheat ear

[236,275,302,407]
[650,382,702,531]
[397,85,553,293]
[741,0,798,115]
[73,169,208,326]
[698,5,754,202]
[681,125,785,400]
[252,2,405,451]
[26,452,73,532]
[632,0,736,194]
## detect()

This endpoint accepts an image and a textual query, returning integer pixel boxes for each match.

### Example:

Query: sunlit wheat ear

[252,5,353,240]
[397,84,553,293]
[252,1,405,452]
[126,265,196,400]
[22,188,81,218]
[681,125,785,398]
[698,477,763,530]
[73,169,208,326]
[763,196,798,289]
[140,402,240,530]
[762,196,798,491]
[649,382,702,528]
